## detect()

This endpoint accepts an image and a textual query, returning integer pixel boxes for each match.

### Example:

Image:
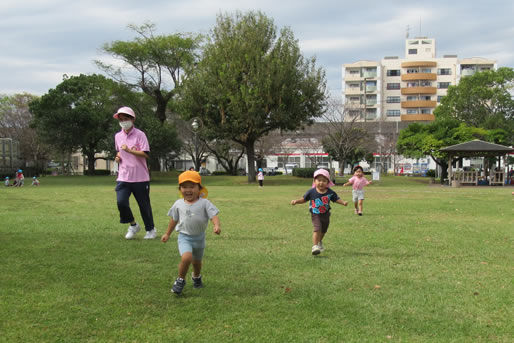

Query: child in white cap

[291,169,348,255]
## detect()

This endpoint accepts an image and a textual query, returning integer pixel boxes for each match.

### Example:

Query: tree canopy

[96,23,201,124]
[178,11,327,182]
[0,93,50,174]
[434,67,514,144]
[29,74,124,175]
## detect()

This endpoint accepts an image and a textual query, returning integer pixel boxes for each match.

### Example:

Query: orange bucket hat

[178,170,208,198]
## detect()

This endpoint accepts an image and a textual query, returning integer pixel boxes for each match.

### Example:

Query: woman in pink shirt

[343,165,372,216]
[114,106,157,240]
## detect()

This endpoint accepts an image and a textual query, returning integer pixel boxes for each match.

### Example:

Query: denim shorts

[352,190,365,202]
[177,232,206,260]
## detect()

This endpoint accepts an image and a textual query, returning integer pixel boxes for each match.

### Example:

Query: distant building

[342,37,496,122]
[0,138,21,174]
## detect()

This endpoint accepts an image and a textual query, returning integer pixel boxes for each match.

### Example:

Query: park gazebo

[441,139,514,186]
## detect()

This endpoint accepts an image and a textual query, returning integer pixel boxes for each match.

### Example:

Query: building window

[348,110,360,117]
[421,109,432,114]
[409,40,419,45]
[407,109,418,114]
[438,82,450,89]
[421,68,432,73]
[348,69,360,75]
[386,110,401,117]
[438,68,452,75]
[422,40,432,44]
[386,83,400,90]
[408,49,417,55]
[406,95,418,101]
[420,81,432,86]
[349,96,360,102]
[407,68,419,74]
[386,96,401,103]
[387,69,400,76]
[437,96,444,102]
[348,83,360,88]
[406,82,419,87]
[421,96,431,101]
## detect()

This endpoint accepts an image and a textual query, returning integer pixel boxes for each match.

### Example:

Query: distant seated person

[32,176,40,186]
[4,176,10,187]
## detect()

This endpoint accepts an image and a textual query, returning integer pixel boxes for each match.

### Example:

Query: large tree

[434,67,514,144]
[0,93,51,174]
[29,74,124,175]
[96,23,201,124]
[397,119,492,182]
[178,11,327,182]
[321,99,371,174]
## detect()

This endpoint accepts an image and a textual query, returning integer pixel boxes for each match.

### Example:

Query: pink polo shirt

[348,176,370,190]
[115,127,150,182]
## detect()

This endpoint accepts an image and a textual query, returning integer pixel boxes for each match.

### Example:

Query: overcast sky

[1,0,513,97]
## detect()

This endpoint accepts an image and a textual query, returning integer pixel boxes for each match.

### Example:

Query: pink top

[115,128,150,182]
[348,176,370,190]
[257,171,264,180]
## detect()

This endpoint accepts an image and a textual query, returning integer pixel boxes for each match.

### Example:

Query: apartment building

[342,38,496,122]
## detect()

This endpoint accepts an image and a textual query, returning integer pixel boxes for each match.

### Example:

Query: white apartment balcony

[461,68,476,77]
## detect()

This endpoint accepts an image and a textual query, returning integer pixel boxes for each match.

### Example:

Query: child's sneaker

[191,274,203,289]
[318,241,325,252]
[171,277,186,295]
[358,212,363,216]
[143,228,157,239]
[311,245,321,255]
[125,223,140,239]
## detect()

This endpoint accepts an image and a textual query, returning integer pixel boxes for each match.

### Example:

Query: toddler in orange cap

[161,170,221,295]
[290,169,348,255]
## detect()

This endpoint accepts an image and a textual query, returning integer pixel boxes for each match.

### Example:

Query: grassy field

[1,174,512,342]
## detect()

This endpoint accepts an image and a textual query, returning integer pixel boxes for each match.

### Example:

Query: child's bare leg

[178,252,193,279]
[312,231,322,245]
[320,231,326,243]
[358,200,364,213]
[192,260,202,278]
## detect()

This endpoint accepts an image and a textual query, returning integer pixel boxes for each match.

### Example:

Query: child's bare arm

[343,181,351,186]
[211,215,221,235]
[335,199,348,206]
[161,218,178,242]
[291,198,306,205]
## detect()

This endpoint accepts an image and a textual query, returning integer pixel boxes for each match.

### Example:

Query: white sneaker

[125,223,141,239]
[311,245,321,255]
[319,242,325,252]
[143,228,157,240]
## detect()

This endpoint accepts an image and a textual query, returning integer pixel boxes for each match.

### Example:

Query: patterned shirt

[303,188,340,214]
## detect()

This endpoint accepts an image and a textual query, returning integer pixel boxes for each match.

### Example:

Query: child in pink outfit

[343,166,372,216]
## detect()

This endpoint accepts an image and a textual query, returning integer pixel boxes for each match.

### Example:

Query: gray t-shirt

[168,198,219,236]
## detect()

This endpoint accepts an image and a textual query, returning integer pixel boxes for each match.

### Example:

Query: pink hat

[312,169,335,188]
[113,106,136,119]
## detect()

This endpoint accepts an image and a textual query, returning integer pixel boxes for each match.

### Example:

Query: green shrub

[92,170,110,176]
[292,168,317,178]
[426,169,436,177]
[212,171,228,176]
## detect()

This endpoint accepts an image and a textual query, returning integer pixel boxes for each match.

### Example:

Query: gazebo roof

[441,140,514,153]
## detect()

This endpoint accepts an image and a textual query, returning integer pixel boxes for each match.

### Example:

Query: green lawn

[1,174,512,342]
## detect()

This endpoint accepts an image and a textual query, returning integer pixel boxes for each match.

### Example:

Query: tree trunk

[84,151,96,175]
[245,141,256,183]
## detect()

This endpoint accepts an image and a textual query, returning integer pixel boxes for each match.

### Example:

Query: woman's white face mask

[119,120,133,130]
